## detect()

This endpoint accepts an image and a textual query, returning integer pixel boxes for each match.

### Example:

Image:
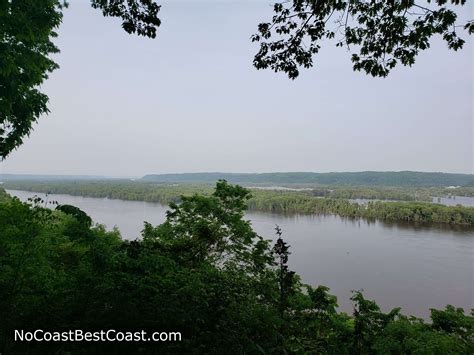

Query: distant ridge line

[2,171,472,187]
[141,171,474,188]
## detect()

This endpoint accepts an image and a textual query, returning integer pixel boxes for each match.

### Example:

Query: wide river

[8,189,474,319]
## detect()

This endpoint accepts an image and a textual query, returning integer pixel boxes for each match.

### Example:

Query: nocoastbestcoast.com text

[14,329,181,342]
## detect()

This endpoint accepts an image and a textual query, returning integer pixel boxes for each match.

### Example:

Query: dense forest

[1,182,473,354]
[5,181,474,226]
[142,171,474,187]
[306,186,474,201]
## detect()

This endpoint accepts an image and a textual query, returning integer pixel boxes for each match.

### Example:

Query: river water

[7,190,474,319]
[432,196,474,207]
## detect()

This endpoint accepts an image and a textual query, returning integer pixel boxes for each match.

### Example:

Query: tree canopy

[0,0,64,158]
[0,0,161,159]
[252,0,473,79]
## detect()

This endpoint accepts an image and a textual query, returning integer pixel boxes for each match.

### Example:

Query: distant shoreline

[4,181,474,227]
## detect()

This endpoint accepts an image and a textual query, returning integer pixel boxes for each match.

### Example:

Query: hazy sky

[1,0,473,176]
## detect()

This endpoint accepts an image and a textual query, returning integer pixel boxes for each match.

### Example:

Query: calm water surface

[8,190,474,319]
[432,196,474,207]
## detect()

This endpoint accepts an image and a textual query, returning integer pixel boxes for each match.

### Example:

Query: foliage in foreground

[253,1,473,79]
[0,188,9,203]
[0,182,473,354]
[0,0,160,159]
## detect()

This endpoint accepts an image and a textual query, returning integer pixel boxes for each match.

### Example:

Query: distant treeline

[142,171,474,187]
[249,195,474,226]
[4,181,474,226]
[311,186,426,201]
[310,186,474,200]
[4,181,211,205]
[465,179,474,187]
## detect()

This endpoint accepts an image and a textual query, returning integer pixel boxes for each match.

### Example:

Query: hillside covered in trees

[142,171,474,187]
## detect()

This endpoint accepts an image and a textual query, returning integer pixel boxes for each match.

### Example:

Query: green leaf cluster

[252,1,473,79]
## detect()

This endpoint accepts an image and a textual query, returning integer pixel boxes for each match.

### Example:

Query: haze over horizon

[1,170,473,181]
[0,0,472,176]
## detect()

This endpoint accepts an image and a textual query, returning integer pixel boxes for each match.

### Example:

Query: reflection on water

[7,190,474,319]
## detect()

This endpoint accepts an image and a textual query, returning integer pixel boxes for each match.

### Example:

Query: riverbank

[3,181,474,227]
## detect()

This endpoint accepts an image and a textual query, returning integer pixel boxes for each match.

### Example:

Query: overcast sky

[1,0,473,177]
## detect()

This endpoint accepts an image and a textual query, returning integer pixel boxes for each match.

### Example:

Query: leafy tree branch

[252,0,473,79]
